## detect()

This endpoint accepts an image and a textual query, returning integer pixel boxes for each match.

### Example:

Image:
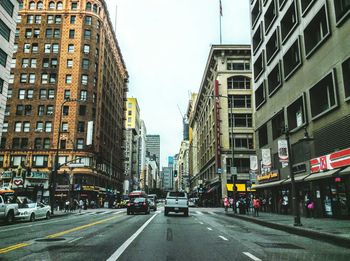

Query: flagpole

[219,0,222,44]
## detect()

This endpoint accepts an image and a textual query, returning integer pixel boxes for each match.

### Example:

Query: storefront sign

[278,139,289,163]
[12,178,23,187]
[257,171,279,183]
[214,80,222,171]
[56,185,69,192]
[29,171,49,179]
[310,147,350,173]
[82,185,95,191]
[1,171,13,178]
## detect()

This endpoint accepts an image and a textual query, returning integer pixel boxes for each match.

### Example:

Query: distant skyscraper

[146,135,160,167]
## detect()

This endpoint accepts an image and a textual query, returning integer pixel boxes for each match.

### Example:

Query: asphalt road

[0,207,349,261]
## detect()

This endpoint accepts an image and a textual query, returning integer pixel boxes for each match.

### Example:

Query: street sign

[231,167,237,175]
[68,163,85,168]
[217,168,222,174]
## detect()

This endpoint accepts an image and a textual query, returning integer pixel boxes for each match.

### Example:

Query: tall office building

[0,0,21,139]
[0,0,128,205]
[251,0,350,219]
[146,134,160,167]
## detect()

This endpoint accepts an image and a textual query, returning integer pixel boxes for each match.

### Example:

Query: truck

[164,191,189,217]
[0,188,19,224]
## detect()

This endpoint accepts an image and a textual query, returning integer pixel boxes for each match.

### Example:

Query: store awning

[253,179,286,189]
[206,184,220,194]
[304,169,340,182]
[339,166,350,176]
[283,174,311,184]
[226,184,256,192]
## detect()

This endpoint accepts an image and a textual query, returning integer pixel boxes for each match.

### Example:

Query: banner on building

[250,155,258,172]
[278,139,289,163]
[261,148,272,169]
[86,121,94,146]
[214,80,222,171]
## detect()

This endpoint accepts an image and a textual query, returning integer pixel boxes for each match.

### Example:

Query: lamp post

[284,125,302,226]
[50,98,81,215]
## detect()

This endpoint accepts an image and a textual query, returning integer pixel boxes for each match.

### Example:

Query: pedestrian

[224,197,229,212]
[307,198,315,218]
[253,196,261,217]
[65,200,70,212]
[79,199,84,213]
[282,194,289,214]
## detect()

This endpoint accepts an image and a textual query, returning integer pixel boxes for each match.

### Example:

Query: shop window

[253,22,263,54]
[251,0,261,28]
[283,38,302,80]
[264,0,277,33]
[280,1,298,44]
[255,81,265,110]
[227,76,251,89]
[258,123,268,147]
[300,0,316,16]
[304,5,330,58]
[287,95,307,131]
[272,110,285,139]
[253,51,264,81]
[268,61,282,96]
[334,0,350,24]
[309,71,338,120]
[266,28,279,65]
[342,57,350,99]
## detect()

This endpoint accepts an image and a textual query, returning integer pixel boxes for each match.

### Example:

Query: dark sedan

[127,197,150,215]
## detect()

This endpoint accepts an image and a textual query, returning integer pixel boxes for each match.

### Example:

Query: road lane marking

[243,252,262,261]
[47,216,119,238]
[0,242,32,254]
[106,213,158,261]
[68,237,83,244]
[195,211,203,215]
[207,227,212,231]
[219,236,228,241]
[199,222,204,225]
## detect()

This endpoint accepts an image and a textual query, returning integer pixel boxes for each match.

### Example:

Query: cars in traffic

[164,191,189,216]
[147,194,157,211]
[188,198,199,207]
[16,202,51,222]
[0,188,19,224]
[127,197,150,215]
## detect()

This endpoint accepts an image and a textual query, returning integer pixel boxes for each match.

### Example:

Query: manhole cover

[36,238,66,242]
[255,242,304,249]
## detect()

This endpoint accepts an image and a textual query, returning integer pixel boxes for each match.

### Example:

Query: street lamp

[50,98,82,215]
[284,125,302,226]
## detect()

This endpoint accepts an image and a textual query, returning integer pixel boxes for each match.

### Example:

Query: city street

[1,207,350,261]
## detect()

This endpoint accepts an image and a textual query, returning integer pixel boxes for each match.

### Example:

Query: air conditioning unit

[35,128,43,132]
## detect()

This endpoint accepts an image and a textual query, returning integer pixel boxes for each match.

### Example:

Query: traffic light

[173,170,177,177]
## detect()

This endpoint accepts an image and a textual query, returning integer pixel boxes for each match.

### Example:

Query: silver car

[16,202,51,222]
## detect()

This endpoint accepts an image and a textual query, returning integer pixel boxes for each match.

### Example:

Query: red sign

[214,80,221,170]
[310,148,350,173]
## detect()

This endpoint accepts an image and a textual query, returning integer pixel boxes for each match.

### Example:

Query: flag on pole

[220,0,223,16]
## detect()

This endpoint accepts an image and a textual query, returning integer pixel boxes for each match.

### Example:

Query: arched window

[57,2,63,10]
[37,1,43,10]
[86,2,92,11]
[93,4,98,13]
[48,1,55,10]
[227,76,251,90]
[29,1,35,10]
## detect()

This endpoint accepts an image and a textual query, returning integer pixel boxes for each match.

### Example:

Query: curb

[226,213,350,249]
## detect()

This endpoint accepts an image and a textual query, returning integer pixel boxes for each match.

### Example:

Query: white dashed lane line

[243,252,262,261]
[207,227,212,231]
[219,236,228,241]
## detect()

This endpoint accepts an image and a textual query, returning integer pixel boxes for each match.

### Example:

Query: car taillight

[143,202,146,206]
[127,203,131,206]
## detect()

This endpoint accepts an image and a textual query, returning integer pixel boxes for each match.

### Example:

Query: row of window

[226,60,251,71]
[20,27,97,41]
[0,48,7,67]
[27,1,100,14]
[0,18,11,42]
[8,89,89,101]
[0,0,14,17]
[23,14,98,28]
[12,57,94,70]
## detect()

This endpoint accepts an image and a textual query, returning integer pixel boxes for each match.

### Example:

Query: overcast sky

[105,0,251,167]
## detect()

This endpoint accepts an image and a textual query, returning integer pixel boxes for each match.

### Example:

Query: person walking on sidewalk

[224,197,229,212]
[253,196,261,217]
[282,194,289,214]
[79,199,84,213]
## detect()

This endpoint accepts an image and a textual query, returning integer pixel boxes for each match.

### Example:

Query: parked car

[147,194,157,211]
[0,188,19,224]
[127,197,150,215]
[188,198,199,207]
[16,202,51,222]
[164,191,189,216]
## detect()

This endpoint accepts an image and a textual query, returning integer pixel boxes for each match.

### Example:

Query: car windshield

[133,198,146,203]
[168,192,186,197]
[20,203,36,209]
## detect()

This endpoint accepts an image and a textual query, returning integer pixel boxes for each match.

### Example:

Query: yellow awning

[226,183,256,192]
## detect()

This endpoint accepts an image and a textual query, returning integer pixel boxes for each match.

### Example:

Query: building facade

[189,45,254,206]
[251,0,350,219]
[0,0,128,207]
[124,97,140,194]
[0,0,21,140]
[146,134,160,167]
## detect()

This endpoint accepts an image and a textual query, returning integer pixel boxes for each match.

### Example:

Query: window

[15,122,22,132]
[10,58,16,68]
[0,18,11,41]
[0,78,3,94]
[280,1,298,43]
[38,105,45,116]
[304,6,330,58]
[227,76,251,89]
[32,43,38,53]
[16,105,24,115]
[228,95,251,108]
[227,60,250,70]
[77,122,85,132]
[45,29,53,38]
[82,59,89,69]
[70,15,76,24]
[25,28,32,38]
[69,29,75,39]
[20,74,27,83]
[63,106,69,116]
[265,0,277,32]
[24,105,32,116]
[47,105,54,115]
[67,59,73,68]
[253,51,264,81]
[0,48,7,67]
[251,0,261,27]
[27,15,34,24]
[64,90,71,100]
[37,1,43,10]
[30,58,37,68]
[53,29,60,38]
[39,89,47,99]
[66,75,72,84]
[29,74,36,84]
[43,138,50,149]
[229,113,252,128]
[309,71,337,119]
[266,28,279,64]
[23,122,30,132]
[36,122,44,132]
[83,45,90,54]
[48,89,55,99]
[45,122,52,132]
[301,0,316,15]
[334,0,350,24]
[258,123,268,147]
[7,88,12,98]
[252,22,263,53]
[27,89,34,99]
[49,74,56,84]
[2,122,8,132]
[44,43,51,53]
[57,1,63,10]
[76,139,84,149]
[13,44,18,53]
[0,0,14,16]
[9,73,14,83]
[71,2,78,10]
[68,44,74,53]
[342,57,350,99]
[271,110,285,139]
[35,15,41,24]
[12,138,20,149]
[34,138,42,149]
[93,4,98,13]
[61,122,68,132]
[287,95,306,131]
[29,1,35,10]
[81,75,88,85]
[49,1,55,10]
[32,155,48,167]
[86,2,92,10]
[79,105,86,116]
[283,38,301,80]
[51,59,58,68]
[268,61,282,95]
[47,15,54,24]
[33,29,40,38]
[85,16,92,25]
[231,134,254,150]
[254,81,266,110]
[41,74,48,84]
[84,29,91,39]
[80,90,88,100]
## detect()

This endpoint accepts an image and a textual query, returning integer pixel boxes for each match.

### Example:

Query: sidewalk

[226,210,350,249]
